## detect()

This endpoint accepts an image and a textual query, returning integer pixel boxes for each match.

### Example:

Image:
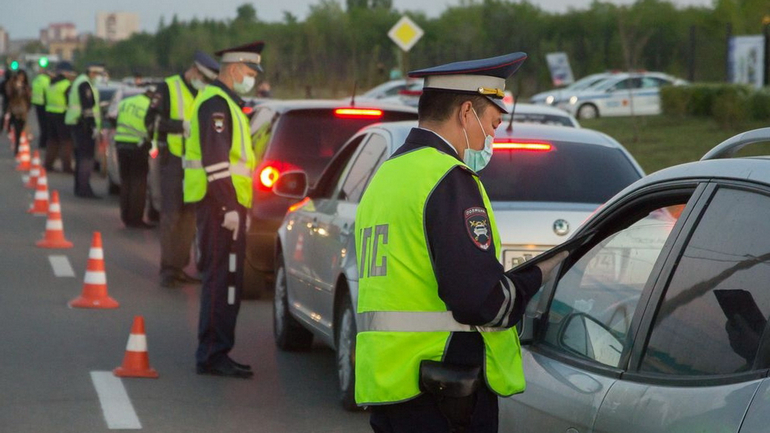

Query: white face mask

[233,74,256,95]
[191,78,206,90]
[462,108,494,172]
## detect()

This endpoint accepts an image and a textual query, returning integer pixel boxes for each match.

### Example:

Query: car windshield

[265,109,416,183]
[479,141,640,203]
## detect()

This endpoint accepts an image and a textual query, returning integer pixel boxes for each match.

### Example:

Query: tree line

[77,0,770,98]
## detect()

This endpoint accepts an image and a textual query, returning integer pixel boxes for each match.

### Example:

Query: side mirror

[273,170,308,199]
[559,313,623,367]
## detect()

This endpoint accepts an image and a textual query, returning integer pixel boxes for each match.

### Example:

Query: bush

[660,86,689,116]
[748,89,770,121]
[711,85,751,129]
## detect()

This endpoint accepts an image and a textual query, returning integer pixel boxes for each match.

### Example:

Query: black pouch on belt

[419,360,481,433]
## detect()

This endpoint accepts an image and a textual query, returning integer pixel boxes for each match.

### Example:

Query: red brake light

[398,89,422,96]
[334,108,383,119]
[493,139,553,152]
[259,165,280,188]
[242,106,253,115]
[255,160,301,192]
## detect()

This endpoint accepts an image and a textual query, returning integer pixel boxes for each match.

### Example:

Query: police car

[271,120,644,411]
[558,71,687,119]
[529,72,613,106]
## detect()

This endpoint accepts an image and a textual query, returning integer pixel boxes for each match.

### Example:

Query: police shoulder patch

[212,112,226,133]
[464,207,491,251]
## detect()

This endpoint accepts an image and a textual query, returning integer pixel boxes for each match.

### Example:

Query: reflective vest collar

[358,311,506,333]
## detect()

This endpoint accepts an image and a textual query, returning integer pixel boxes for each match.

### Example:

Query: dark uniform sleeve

[144,82,184,138]
[425,167,542,329]
[78,81,96,129]
[197,95,239,212]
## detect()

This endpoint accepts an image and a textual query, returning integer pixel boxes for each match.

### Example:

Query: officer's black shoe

[176,271,202,284]
[227,357,252,371]
[196,362,254,379]
[160,275,179,288]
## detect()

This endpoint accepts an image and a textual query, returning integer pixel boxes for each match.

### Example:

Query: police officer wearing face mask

[354,53,569,433]
[145,51,220,287]
[66,63,105,198]
[183,41,261,378]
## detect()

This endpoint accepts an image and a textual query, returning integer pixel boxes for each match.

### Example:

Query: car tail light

[334,108,383,119]
[288,197,311,213]
[255,160,301,192]
[242,106,253,115]
[493,139,554,152]
[398,89,422,96]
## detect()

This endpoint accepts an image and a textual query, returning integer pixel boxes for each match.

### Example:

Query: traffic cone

[25,150,41,189]
[36,191,73,249]
[113,316,159,378]
[16,132,31,171]
[68,232,119,309]
[27,168,49,215]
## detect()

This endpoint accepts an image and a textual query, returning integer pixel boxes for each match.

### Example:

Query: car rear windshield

[265,109,416,182]
[479,141,641,203]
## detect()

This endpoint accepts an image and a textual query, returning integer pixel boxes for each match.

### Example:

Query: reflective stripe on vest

[31,74,50,106]
[65,74,101,128]
[165,75,194,157]
[354,145,525,406]
[183,85,255,208]
[45,79,69,114]
[114,94,150,144]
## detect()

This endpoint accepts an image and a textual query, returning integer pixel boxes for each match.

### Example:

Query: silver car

[272,120,644,411]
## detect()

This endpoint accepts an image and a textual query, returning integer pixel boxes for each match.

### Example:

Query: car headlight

[545,95,555,105]
[569,96,578,105]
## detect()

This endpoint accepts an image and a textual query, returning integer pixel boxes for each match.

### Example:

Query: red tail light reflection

[334,108,383,119]
[493,139,553,152]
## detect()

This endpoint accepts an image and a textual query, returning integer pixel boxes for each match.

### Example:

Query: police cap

[215,41,265,73]
[408,52,527,113]
[86,63,106,74]
[56,61,75,73]
[193,50,220,81]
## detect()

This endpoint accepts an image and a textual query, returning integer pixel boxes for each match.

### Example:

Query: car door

[595,182,770,433]
[306,133,390,332]
[631,76,670,115]
[501,184,702,433]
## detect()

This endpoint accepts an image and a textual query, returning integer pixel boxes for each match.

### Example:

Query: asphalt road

[0,127,369,432]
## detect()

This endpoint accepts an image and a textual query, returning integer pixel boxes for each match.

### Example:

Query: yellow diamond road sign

[388,16,424,52]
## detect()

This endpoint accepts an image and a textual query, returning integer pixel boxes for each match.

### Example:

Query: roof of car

[629,157,770,190]
[253,99,418,113]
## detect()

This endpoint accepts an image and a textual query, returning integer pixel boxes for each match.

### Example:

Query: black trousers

[44,113,73,172]
[72,122,96,196]
[369,386,499,433]
[117,143,149,226]
[10,116,25,155]
[159,149,196,278]
[34,104,47,149]
[195,197,247,369]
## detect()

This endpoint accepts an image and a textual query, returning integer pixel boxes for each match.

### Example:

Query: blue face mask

[462,108,494,172]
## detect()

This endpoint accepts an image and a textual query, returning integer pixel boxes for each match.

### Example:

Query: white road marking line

[90,371,142,430]
[49,255,75,277]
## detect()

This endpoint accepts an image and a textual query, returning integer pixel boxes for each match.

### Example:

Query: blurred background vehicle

[272,119,644,410]
[357,78,424,101]
[529,72,614,106]
[505,102,581,128]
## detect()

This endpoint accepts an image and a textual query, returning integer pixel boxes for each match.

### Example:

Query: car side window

[541,203,687,367]
[338,133,388,203]
[641,187,770,376]
[312,134,366,199]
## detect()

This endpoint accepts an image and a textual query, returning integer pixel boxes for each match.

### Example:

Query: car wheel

[336,293,359,411]
[577,104,599,120]
[273,255,313,351]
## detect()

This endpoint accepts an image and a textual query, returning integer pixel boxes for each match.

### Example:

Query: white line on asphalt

[49,255,75,277]
[90,371,142,430]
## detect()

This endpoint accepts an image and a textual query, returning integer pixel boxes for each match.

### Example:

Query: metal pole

[689,25,696,82]
[764,16,770,86]
[725,22,732,83]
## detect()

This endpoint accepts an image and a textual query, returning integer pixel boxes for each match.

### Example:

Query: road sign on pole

[388,16,424,52]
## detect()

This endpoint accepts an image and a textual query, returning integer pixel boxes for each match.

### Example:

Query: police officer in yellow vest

[355,53,568,433]
[115,88,153,228]
[31,66,52,150]
[44,61,77,173]
[66,63,104,198]
[145,51,219,288]
[183,41,260,379]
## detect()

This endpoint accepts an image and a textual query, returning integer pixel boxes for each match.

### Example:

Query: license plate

[502,248,548,269]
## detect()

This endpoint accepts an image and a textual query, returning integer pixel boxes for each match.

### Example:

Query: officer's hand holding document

[509,230,597,282]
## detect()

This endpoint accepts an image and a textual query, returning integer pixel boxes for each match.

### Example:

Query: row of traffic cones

[17,145,158,379]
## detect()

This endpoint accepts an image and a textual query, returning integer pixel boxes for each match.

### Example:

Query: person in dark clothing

[31,68,53,150]
[115,89,154,228]
[67,64,105,198]
[5,69,32,154]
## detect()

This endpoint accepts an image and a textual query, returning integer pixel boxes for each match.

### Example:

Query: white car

[530,72,614,106]
[558,72,688,119]
[505,102,580,128]
[271,120,644,410]
[358,78,424,100]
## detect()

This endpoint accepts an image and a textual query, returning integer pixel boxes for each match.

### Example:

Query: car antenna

[350,80,357,107]
[506,91,518,133]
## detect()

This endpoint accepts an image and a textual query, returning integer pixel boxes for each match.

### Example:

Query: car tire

[336,292,359,411]
[577,104,599,120]
[273,256,313,351]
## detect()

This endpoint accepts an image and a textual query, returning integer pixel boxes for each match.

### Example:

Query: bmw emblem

[553,219,570,236]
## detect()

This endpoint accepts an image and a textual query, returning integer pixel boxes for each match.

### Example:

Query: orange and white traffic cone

[16,132,31,171]
[25,150,41,189]
[68,232,119,309]
[36,191,73,249]
[113,316,159,378]
[27,168,49,215]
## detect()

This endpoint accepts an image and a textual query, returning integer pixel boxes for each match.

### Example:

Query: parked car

[358,78,424,100]
[529,72,614,106]
[502,127,770,432]
[506,102,580,128]
[558,71,688,119]
[244,100,418,298]
[272,120,644,410]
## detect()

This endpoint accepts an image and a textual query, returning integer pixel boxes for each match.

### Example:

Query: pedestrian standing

[5,69,32,154]
[31,67,52,150]
[145,51,219,288]
[354,53,568,433]
[44,62,76,173]
[183,41,262,378]
[66,63,104,198]
[115,89,153,228]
